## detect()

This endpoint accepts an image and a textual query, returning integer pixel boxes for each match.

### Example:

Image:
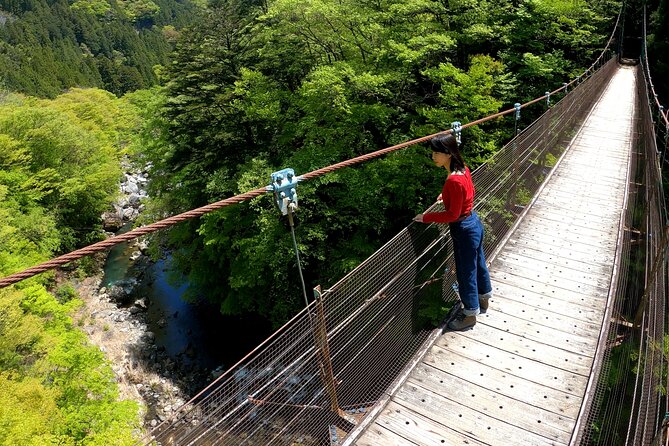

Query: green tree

[0,87,145,444]
[0,0,199,97]
[141,0,621,325]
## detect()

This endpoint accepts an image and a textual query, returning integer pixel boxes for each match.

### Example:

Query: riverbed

[100,232,271,373]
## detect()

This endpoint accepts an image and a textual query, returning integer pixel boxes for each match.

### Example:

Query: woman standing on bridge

[414,134,493,331]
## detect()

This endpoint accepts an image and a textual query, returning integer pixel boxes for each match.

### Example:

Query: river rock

[106,282,137,305]
[101,212,123,232]
[124,179,140,195]
[123,207,138,221]
[128,193,142,206]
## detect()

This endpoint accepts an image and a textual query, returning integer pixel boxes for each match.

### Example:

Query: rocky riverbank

[73,158,214,430]
[73,273,196,428]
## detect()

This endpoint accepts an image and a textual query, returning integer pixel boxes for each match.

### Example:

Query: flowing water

[101,228,271,371]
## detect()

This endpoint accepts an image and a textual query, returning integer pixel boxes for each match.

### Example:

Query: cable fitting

[451,121,462,146]
[268,168,299,215]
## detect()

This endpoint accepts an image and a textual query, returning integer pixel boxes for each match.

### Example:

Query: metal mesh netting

[629,58,668,445]
[576,9,669,445]
[144,57,619,446]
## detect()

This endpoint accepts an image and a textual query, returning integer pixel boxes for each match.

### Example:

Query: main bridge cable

[0,9,624,290]
[138,10,626,444]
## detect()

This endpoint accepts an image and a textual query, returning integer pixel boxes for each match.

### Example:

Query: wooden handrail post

[312,285,356,424]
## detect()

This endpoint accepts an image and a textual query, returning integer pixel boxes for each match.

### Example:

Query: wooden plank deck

[346,65,636,445]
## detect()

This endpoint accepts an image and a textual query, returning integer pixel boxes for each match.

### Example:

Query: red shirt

[423,167,474,224]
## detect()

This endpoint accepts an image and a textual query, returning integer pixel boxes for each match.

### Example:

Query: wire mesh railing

[625,61,667,446]
[575,5,669,445]
[143,54,619,446]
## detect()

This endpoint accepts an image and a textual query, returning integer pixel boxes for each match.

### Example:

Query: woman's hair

[431,133,466,172]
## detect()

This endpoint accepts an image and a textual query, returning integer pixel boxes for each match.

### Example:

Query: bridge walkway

[349,64,637,446]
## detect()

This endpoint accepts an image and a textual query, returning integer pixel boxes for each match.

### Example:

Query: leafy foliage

[139,0,620,326]
[0,285,140,445]
[0,0,199,97]
[0,90,131,251]
[0,88,144,443]
[650,0,669,104]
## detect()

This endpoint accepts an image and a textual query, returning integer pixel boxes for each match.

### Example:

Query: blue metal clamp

[514,103,521,121]
[451,121,462,146]
[267,168,299,215]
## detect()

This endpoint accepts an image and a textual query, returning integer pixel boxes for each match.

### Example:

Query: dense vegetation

[0,89,146,443]
[650,0,669,105]
[3,0,665,442]
[0,0,196,442]
[0,0,198,97]
[138,0,622,325]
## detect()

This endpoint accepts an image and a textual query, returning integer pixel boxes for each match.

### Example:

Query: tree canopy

[139,0,621,326]
[0,0,199,97]
[0,88,144,444]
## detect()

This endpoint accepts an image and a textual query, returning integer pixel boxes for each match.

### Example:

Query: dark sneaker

[448,313,476,331]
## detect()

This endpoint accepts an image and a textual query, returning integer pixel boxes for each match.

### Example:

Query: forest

[0,0,198,96]
[1,0,668,443]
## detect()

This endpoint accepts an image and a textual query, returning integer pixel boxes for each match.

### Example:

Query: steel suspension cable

[145,59,622,446]
[0,5,626,291]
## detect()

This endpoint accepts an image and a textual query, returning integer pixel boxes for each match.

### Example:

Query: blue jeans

[449,212,492,316]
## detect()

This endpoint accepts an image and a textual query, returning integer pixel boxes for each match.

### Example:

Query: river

[101,227,271,372]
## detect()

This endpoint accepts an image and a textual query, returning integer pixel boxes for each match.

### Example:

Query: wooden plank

[544,173,626,190]
[392,382,563,446]
[433,336,586,394]
[518,214,620,238]
[532,193,621,211]
[553,163,629,177]
[496,249,612,284]
[556,164,625,175]
[547,173,627,187]
[490,280,604,323]
[540,183,625,200]
[531,198,621,221]
[371,402,488,446]
[474,315,597,358]
[517,213,619,237]
[465,317,595,367]
[496,239,614,272]
[355,423,419,446]
[405,366,573,442]
[482,294,601,337]
[495,252,612,290]
[491,265,609,298]
[420,352,581,418]
[503,237,615,268]
[511,221,618,251]
[514,216,615,244]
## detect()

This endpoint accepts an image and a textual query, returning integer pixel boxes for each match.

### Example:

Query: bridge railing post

[538,92,551,170]
[312,285,355,424]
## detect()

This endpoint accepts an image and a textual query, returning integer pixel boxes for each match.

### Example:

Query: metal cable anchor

[451,121,462,146]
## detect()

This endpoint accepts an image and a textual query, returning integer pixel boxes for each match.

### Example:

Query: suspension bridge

[350,61,635,446]
[1,5,668,446]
